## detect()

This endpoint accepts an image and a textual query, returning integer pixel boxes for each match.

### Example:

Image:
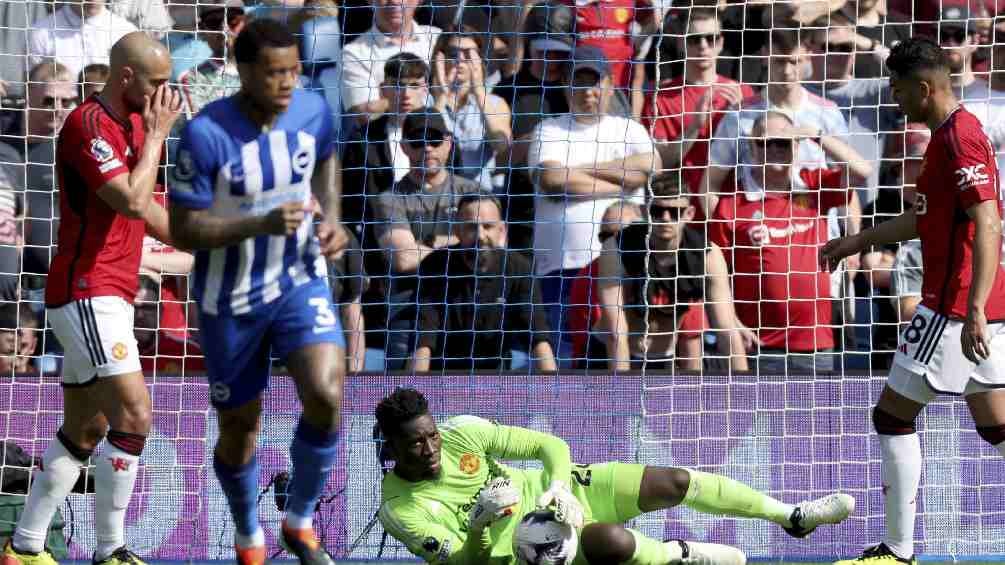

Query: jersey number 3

[309,297,336,327]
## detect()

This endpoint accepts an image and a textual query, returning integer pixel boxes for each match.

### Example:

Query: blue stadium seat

[299,16,343,136]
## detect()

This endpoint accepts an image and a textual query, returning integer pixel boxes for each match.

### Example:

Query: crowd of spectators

[0,0,1000,374]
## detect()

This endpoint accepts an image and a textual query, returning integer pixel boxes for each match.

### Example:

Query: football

[512,508,578,565]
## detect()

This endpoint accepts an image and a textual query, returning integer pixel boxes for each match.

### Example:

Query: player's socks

[234,528,265,550]
[285,418,339,529]
[94,430,144,561]
[622,529,672,564]
[879,433,921,560]
[681,469,794,526]
[213,453,263,542]
[13,430,90,554]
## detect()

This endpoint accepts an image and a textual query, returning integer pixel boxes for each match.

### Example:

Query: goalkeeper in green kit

[376,388,855,565]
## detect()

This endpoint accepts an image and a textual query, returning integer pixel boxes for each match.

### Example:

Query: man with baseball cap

[528,44,660,366]
[179,0,246,116]
[370,107,487,369]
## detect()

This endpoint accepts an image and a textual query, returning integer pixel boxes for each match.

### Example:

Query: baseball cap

[402,108,450,140]
[568,45,611,79]
[529,38,573,53]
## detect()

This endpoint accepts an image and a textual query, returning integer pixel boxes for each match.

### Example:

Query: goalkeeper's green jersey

[378,415,572,565]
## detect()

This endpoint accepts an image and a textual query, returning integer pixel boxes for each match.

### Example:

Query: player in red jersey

[822,37,1005,565]
[2,33,181,565]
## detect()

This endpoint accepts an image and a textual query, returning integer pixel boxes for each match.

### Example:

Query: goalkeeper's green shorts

[568,461,647,526]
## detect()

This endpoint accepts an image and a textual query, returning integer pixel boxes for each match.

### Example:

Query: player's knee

[665,467,692,502]
[80,418,108,450]
[976,424,1005,446]
[872,407,916,436]
[303,367,344,419]
[580,523,635,564]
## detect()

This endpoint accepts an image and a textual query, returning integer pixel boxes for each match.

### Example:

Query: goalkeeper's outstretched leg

[576,466,854,565]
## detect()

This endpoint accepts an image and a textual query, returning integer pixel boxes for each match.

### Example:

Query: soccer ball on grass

[512,508,578,565]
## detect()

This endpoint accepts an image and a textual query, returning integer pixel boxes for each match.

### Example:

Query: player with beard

[3,32,181,565]
[410,193,557,372]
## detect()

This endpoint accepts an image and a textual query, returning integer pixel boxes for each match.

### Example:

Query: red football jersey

[46,95,147,307]
[915,107,1005,320]
[565,0,650,89]
[641,76,755,221]
[709,169,849,352]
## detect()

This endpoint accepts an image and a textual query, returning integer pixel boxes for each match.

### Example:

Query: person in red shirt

[709,110,852,374]
[563,0,657,113]
[2,33,181,565]
[823,38,1005,565]
[134,275,204,374]
[641,6,753,218]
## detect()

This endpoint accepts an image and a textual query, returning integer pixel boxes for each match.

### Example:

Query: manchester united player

[822,38,1005,565]
[2,33,181,565]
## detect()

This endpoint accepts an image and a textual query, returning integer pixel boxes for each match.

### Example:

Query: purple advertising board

[2,373,1003,561]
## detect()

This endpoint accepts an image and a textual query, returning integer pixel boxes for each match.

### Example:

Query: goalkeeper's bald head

[375,388,431,439]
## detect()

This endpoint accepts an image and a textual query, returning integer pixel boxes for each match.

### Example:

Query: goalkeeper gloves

[536,480,584,529]
[469,477,520,531]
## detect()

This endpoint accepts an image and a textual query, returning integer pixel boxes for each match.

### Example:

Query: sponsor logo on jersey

[90,138,115,163]
[955,164,990,190]
[459,453,480,475]
[112,342,128,361]
[98,159,123,173]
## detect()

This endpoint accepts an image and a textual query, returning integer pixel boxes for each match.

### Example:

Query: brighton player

[168,19,347,565]
[375,388,855,565]
[2,34,181,565]
[821,37,1005,565]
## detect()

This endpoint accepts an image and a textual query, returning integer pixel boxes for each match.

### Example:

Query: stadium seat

[299,16,343,135]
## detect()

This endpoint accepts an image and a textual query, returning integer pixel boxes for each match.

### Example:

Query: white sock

[12,437,86,554]
[994,441,1005,458]
[284,512,313,530]
[235,527,265,549]
[93,442,141,560]
[879,433,921,559]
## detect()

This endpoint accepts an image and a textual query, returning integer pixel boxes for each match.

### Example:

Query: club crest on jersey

[459,453,480,475]
[111,343,128,361]
[90,138,115,163]
[291,144,315,176]
[955,164,990,190]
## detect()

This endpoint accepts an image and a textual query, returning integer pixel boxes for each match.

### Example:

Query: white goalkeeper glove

[468,477,520,531]
[536,479,584,529]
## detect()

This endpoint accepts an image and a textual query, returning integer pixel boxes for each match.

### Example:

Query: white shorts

[47,297,142,386]
[889,304,1005,404]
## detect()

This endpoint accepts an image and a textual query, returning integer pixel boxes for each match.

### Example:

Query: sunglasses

[685,33,719,46]
[753,138,793,151]
[200,8,245,30]
[824,42,854,54]
[940,26,969,44]
[649,204,689,221]
[407,137,446,149]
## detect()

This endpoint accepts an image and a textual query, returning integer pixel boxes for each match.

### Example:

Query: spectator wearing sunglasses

[529,45,660,366]
[593,173,754,372]
[703,30,869,218]
[371,107,488,369]
[709,111,855,374]
[179,0,246,117]
[431,24,513,192]
[932,2,995,103]
[804,20,900,205]
[642,7,753,223]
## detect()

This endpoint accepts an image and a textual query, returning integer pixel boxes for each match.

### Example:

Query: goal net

[0,0,1004,561]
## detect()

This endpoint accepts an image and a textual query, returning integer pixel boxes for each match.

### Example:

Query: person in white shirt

[29,0,137,81]
[701,29,868,217]
[109,0,174,38]
[528,44,660,366]
[340,0,440,122]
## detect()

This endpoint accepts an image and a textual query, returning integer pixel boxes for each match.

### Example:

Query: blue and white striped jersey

[169,89,336,316]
